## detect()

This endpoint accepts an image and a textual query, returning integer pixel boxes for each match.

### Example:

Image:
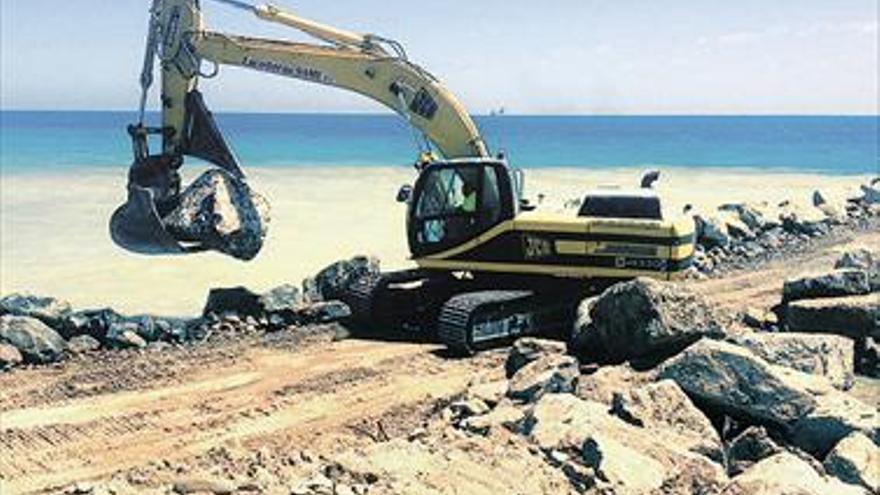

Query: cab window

[413,165,501,251]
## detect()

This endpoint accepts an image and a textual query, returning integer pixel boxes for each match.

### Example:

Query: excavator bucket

[110,91,267,259]
[109,185,195,255]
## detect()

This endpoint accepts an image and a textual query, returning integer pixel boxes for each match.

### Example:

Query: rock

[611,379,723,461]
[507,354,578,403]
[721,452,865,495]
[779,201,831,237]
[466,380,508,407]
[67,334,101,354]
[0,315,66,364]
[718,210,757,240]
[835,248,880,291]
[304,256,380,302]
[106,328,147,349]
[461,404,525,436]
[726,426,781,476]
[447,398,491,422]
[860,184,880,204]
[694,214,731,249]
[171,476,236,494]
[299,300,351,323]
[657,339,817,429]
[525,394,728,494]
[782,269,871,303]
[785,293,880,339]
[789,388,879,458]
[579,432,666,493]
[587,278,725,363]
[575,364,656,405]
[823,432,880,493]
[258,283,303,325]
[0,293,72,331]
[504,337,566,378]
[162,169,270,261]
[729,332,854,390]
[568,297,604,362]
[202,286,262,318]
[858,337,880,377]
[63,308,124,340]
[0,342,23,370]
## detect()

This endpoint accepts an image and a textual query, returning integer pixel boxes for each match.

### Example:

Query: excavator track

[437,290,540,355]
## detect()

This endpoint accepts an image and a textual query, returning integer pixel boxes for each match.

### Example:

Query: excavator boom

[111,0,489,257]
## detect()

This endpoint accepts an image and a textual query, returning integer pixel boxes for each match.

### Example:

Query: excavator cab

[407,159,517,257]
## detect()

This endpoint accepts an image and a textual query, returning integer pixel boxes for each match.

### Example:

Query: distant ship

[489,106,507,117]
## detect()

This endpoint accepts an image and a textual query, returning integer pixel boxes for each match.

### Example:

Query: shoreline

[1,166,876,315]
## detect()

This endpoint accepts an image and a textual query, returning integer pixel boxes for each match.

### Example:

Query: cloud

[716,31,762,46]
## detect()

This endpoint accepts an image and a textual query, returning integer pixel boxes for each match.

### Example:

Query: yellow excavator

[111,0,695,354]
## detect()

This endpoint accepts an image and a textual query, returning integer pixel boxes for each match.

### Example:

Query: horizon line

[1,108,878,118]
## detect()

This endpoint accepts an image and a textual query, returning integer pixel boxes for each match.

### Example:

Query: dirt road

[1,228,877,494]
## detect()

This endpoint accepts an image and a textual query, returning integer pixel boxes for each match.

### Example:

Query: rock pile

[689,180,880,276]
[0,256,377,371]
[774,248,880,377]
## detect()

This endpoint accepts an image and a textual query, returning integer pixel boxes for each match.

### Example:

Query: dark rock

[567,297,604,362]
[588,278,725,363]
[203,286,262,318]
[0,293,72,331]
[302,256,380,302]
[782,269,871,303]
[162,169,270,261]
[0,342,23,370]
[505,337,566,378]
[63,308,124,340]
[67,335,101,354]
[823,432,879,493]
[729,332,854,390]
[785,293,880,339]
[857,337,880,377]
[725,426,781,476]
[259,283,303,313]
[657,339,816,430]
[694,214,731,249]
[507,354,578,403]
[299,300,351,323]
[0,315,66,364]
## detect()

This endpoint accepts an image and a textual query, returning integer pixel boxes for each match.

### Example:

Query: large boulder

[823,432,880,493]
[568,297,603,362]
[785,293,880,339]
[505,337,567,378]
[610,379,723,461]
[587,278,725,363]
[162,169,270,261]
[64,308,125,340]
[721,452,866,495]
[507,354,578,403]
[694,214,731,249]
[789,387,879,458]
[0,293,72,331]
[657,339,816,430]
[728,332,854,390]
[67,334,101,354]
[302,255,380,302]
[0,315,67,364]
[524,394,727,494]
[0,342,23,370]
[782,270,871,303]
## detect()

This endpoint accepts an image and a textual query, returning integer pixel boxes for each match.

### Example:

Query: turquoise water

[1,111,877,174]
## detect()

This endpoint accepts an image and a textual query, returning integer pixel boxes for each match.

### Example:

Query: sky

[1,0,877,115]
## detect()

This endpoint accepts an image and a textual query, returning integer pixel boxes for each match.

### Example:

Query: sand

[0,165,871,316]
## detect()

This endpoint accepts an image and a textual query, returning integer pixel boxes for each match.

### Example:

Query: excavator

[111,0,696,354]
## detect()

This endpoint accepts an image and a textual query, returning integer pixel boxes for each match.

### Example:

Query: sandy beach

[0,165,872,316]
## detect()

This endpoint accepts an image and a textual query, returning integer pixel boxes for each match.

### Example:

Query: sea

[1,112,877,174]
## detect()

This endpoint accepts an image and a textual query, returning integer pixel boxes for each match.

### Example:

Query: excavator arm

[157,0,488,161]
[112,0,490,257]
